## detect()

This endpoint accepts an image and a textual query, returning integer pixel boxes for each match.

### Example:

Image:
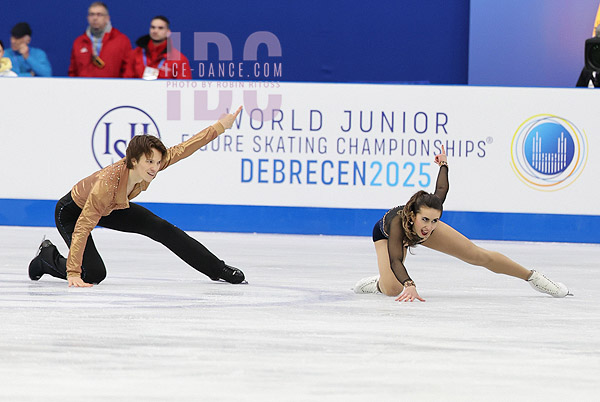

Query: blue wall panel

[0,0,469,84]
[469,0,599,87]
[3,1,598,86]
[1,199,597,243]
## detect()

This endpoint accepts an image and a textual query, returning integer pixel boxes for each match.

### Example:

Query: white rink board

[0,78,598,215]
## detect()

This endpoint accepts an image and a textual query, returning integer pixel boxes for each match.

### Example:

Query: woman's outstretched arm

[433,145,449,203]
[387,215,426,302]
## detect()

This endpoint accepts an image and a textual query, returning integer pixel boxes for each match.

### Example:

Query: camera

[584,37,600,70]
[576,37,600,87]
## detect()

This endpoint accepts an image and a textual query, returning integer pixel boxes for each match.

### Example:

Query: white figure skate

[353,275,381,294]
[527,270,570,298]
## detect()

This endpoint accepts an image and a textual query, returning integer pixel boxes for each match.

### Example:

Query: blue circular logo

[511,115,587,191]
[91,106,161,169]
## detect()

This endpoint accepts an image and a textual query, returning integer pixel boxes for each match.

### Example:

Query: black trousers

[44,192,225,284]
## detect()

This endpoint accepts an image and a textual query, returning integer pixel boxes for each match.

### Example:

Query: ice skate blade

[33,235,47,258]
[212,278,248,284]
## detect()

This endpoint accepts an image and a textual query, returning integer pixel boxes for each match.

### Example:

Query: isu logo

[91,106,161,168]
[510,114,588,191]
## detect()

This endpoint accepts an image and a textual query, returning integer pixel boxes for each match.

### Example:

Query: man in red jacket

[68,2,131,77]
[124,16,191,80]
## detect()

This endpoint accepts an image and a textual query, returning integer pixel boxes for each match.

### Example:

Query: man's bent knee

[82,269,106,285]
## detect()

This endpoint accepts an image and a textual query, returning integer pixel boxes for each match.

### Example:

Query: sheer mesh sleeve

[434,165,449,204]
[386,214,412,284]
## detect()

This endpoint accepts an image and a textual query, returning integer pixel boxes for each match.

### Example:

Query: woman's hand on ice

[395,286,425,302]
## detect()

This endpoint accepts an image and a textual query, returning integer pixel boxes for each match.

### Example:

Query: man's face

[10,35,30,52]
[131,148,163,182]
[88,5,109,30]
[149,19,170,42]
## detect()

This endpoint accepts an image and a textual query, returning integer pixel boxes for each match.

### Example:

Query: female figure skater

[29,107,246,287]
[353,147,570,301]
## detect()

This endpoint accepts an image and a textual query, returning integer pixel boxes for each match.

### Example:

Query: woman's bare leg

[421,222,531,280]
[374,239,405,296]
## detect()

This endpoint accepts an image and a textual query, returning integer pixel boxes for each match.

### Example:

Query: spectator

[4,22,52,77]
[124,16,191,80]
[68,1,131,77]
[0,39,18,77]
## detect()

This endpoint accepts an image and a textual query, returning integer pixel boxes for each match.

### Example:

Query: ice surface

[1,226,598,401]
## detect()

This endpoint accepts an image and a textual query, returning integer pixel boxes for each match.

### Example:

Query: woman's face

[131,148,162,182]
[412,206,441,240]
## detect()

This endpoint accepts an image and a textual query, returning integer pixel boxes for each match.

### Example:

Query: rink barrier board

[0,198,597,244]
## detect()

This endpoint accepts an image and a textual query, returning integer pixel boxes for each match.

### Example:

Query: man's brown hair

[125,135,167,169]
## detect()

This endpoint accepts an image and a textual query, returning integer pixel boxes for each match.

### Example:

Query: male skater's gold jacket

[66,122,225,278]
